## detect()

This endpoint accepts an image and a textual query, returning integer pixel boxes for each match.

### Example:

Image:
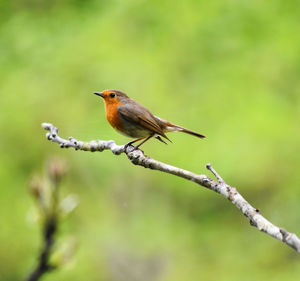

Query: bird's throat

[105,102,123,131]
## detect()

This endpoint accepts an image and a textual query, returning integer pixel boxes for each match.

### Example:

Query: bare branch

[41,122,300,253]
[26,157,77,281]
[26,218,57,281]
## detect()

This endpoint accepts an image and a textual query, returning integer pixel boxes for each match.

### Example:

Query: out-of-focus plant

[26,158,78,281]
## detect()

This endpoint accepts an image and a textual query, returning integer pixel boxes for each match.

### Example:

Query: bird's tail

[179,127,205,138]
[156,117,205,139]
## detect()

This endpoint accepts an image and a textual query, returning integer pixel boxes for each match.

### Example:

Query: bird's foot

[132,146,144,154]
[124,142,144,154]
[124,141,135,151]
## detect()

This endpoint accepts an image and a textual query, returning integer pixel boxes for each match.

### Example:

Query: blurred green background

[1,0,300,280]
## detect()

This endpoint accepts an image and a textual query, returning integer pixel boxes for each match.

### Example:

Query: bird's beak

[94,92,104,98]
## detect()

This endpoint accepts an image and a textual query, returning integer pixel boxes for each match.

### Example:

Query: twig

[206,163,225,183]
[26,218,57,281]
[26,158,75,281]
[41,122,300,253]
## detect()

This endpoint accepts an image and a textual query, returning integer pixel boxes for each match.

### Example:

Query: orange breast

[105,101,123,131]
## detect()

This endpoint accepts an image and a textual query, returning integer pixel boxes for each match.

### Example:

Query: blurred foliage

[0,0,300,280]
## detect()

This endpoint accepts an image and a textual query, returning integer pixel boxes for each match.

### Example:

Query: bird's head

[94,89,129,105]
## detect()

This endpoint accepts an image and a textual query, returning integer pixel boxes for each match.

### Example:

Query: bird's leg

[124,137,144,149]
[133,134,154,151]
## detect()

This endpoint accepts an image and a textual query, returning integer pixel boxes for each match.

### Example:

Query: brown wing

[117,102,170,141]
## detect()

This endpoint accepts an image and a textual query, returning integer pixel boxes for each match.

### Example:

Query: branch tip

[206,163,225,183]
[41,123,52,130]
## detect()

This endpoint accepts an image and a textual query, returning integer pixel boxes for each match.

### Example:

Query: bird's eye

[110,93,116,98]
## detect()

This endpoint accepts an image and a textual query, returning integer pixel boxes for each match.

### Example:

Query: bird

[94,89,205,150]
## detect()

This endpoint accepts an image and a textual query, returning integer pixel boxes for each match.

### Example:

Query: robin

[94,89,205,150]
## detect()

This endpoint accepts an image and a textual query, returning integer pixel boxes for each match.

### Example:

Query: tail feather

[155,116,205,139]
[179,128,205,139]
[155,135,169,144]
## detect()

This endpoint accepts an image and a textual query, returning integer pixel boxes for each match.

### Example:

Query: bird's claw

[133,146,144,154]
[124,143,145,155]
[124,142,134,151]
